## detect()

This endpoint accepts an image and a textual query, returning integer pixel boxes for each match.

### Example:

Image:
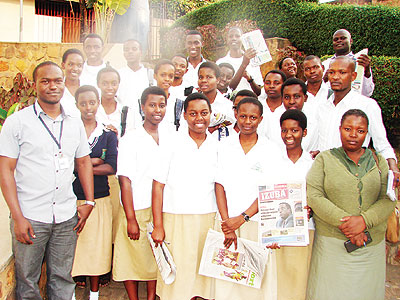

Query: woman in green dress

[306,109,396,300]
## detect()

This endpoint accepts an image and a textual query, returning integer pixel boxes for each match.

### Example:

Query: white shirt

[322,52,375,97]
[317,90,396,160]
[80,62,107,92]
[216,52,263,91]
[258,102,286,145]
[117,125,170,210]
[182,56,207,88]
[153,131,218,214]
[60,87,81,118]
[216,134,282,221]
[306,81,330,114]
[0,102,90,223]
[96,100,133,137]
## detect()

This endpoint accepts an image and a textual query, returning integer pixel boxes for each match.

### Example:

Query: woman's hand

[126,218,140,240]
[221,215,244,234]
[339,216,366,238]
[151,226,165,247]
[266,242,280,249]
[350,232,368,247]
[223,232,238,250]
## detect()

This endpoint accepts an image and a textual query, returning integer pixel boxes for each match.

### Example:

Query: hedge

[173,0,400,58]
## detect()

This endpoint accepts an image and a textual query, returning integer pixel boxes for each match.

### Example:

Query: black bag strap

[120,106,129,137]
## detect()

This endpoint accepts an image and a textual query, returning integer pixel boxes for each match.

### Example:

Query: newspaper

[240,30,272,67]
[352,49,368,94]
[199,229,269,289]
[146,223,176,284]
[258,181,309,246]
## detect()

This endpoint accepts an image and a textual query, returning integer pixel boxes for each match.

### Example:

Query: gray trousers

[11,215,78,300]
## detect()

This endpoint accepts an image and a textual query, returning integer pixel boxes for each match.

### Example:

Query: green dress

[306,148,395,300]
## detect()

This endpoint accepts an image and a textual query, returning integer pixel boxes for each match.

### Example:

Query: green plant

[0,73,36,130]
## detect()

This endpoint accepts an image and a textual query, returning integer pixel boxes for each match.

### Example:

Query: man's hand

[151,226,165,248]
[14,216,35,244]
[223,231,238,250]
[242,48,257,67]
[266,242,280,249]
[127,218,140,240]
[74,204,94,234]
[339,216,366,238]
[357,54,371,78]
[221,215,245,234]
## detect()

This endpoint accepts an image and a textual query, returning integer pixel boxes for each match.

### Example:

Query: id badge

[58,152,69,170]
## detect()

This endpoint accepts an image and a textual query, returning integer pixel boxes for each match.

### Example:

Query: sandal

[99,272,111,287]
[73,276,86,288]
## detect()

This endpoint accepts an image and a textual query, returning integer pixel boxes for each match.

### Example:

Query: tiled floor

[75,264,400,300]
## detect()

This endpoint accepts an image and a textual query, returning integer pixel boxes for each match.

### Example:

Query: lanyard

[33,104,64,150]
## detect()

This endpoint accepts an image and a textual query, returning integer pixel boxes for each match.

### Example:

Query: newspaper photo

[352,48,368,94]
[258,181,309,246]
[199,229,270,289]
[146,223,177,284]
[240,29,272,67]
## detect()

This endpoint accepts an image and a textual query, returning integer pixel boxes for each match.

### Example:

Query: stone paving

[75,264,400,300]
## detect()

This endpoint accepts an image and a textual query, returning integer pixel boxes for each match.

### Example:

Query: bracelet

[241,212,250,222]
[84,200,96,207]
[247,78,254,83]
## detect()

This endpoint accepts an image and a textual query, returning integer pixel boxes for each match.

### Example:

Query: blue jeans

[11,215,78,300]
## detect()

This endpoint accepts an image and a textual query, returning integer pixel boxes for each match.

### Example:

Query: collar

[332,51,355,59]
[88,122,106,144]
[33,101,69,119]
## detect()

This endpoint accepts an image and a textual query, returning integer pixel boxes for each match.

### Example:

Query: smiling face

[62,53,84,82]
[154,64,175,93]
[34,64,65,105]
[340,115,368,153]
[218,66,234,92]
[98,71,119,100]
[281,119,306,151]
[236,102,263,136]
[123,40,141,64]
[198,67,219,94]
[332,30,352,56]
[172,56,188,80]
[303,58,324,84]
[142,94,166,126]
[185,34,203,59]
[282,84,307,111]
[264,73,284,100]
[226,27,242,51]
[76,90,100,122]
[280,58,297,79]
[327,58,356,93]
[83,37,103,65]
[184,99,211,135]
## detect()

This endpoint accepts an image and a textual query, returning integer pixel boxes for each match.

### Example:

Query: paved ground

[76,263,400,300]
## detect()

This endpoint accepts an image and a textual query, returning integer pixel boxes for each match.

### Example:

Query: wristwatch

[241,212,250,222]
[84,200,96,207]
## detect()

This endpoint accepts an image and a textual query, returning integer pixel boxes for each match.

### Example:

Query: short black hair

[140,86,167,106]
[281,78,307,96]
[97,67,120,84]
[303,55,321,64]
[331,56,356,72]
[75,85,99,103]
[83,33,104,45]
[278,57,295,70]
[154,59,175,74]
[123,39,142,51]
[236,97,263,116]
[340,109,369,126]
[218,63,235,76]
[186,30,203,40]
[198,61,221,78]
[233,89,258,102]
[62,48,84,63]
[184,92,211,113]
[280,109,307,130]
[172,54,187,61]
[264,70,287,83]
[33,61,63,82]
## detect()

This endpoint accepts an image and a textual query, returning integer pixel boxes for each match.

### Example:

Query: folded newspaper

[146,223,176,284]
[240,29,272,67]
[199,229,269,289]
[352,49,367,94]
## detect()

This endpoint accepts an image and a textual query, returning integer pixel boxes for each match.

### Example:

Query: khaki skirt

[108,175,121,242]
[112,207,157,281]
[71,196,112,276]
[156,212,216,300]
[214,219,278,300]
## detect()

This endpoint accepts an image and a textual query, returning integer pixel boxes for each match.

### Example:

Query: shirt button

[55,154,57,157]
[355,173,359,177]
[56,187,58,190]
[53,202,55,205]
[56,170,59,173]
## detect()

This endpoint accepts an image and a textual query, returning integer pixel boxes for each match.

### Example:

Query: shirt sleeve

[0,114,21,159]
[104,131,118,173]
[75,120,91,158]
[361,71,375,97]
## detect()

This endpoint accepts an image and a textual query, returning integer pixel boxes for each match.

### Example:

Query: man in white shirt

[303,55,329,110]
[81,34,107,89]
[118,39,153,109]
[322,29,374,97]
[182,30,207,88]
[318,56,399,185]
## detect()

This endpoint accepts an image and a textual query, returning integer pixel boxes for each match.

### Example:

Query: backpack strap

[138,99,145,122]
[120,106,129,137]
[174,99,185,131]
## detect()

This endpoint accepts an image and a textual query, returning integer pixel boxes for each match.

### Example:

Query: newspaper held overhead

[240,30,272,67]
[352,49,368,94]
[199,229,270,289]
[146,223,177,284]
[258,181,309,247]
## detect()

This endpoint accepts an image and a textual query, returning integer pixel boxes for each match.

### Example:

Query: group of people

[0,25,398,300]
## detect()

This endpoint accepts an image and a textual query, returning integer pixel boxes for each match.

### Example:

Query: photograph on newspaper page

[258,181,309,246]
[199,229,269,289]
[240,29,272,67]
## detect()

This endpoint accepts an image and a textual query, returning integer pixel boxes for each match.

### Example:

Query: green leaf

[6,103,19,117]
[110,0,131,15]
[0,107,7,120]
